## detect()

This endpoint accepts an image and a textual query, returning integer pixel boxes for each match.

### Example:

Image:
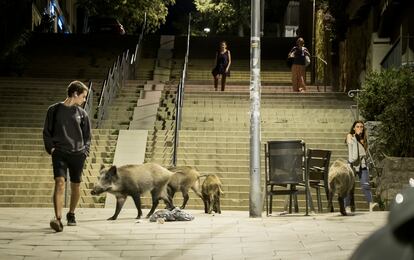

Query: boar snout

[91,186,107,195]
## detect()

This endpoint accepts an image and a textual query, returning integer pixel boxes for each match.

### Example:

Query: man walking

[43,81,92,232]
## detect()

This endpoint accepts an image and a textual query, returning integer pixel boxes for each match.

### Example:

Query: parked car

[87,16,125,35]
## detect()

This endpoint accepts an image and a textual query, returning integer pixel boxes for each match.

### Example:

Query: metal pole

[311,0,316,84]
[249,0,262,218]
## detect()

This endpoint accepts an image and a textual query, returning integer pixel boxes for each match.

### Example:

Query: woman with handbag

[287,37,310,92]
[345,120,378,213]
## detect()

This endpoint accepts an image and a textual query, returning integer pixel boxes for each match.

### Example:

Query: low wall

[376,157,414,209]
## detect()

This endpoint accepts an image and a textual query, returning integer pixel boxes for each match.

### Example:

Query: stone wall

[376,157,414,209]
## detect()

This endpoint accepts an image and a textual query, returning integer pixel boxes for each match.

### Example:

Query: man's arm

[42,106,55,155]
[82,112,92,156]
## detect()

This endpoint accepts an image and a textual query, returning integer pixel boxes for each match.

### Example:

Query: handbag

[350,143,362,175]
[305,55,311,67]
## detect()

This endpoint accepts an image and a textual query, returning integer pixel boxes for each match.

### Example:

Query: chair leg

[294,193,299,213]
[269,194,273,215]
[307,188,315,212]
[316,188,322,213]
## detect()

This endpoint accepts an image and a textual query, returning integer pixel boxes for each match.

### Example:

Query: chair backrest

[306,149,332,181]
[266,140,306,185]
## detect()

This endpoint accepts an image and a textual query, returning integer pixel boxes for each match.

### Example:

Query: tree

[77,0,175,33]
[193,0,250,36]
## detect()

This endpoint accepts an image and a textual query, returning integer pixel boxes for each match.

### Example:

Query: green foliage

[358,68,414,157]
[193,0,250,35]
[76,0,175,33]
[0,31,31,76]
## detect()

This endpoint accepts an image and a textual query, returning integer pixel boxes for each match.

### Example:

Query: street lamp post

[249,0,262,218]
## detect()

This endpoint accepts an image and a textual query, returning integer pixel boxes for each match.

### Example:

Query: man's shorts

[52,150,86,183]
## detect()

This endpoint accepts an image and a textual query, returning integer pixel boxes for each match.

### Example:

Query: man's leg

[50,176,65,232]
[53,177,66,219]
[66,152,86,226]
[69,182,81,213]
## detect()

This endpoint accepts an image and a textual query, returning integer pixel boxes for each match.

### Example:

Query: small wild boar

[327,159,356,216]
[91,163,174,220]
[202,174,224,214]
[167,166,203,209]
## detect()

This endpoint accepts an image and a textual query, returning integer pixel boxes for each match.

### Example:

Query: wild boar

[327,159,356,216]
[91,163,174,220]
[202,174,224,214]
[167,166,204,209]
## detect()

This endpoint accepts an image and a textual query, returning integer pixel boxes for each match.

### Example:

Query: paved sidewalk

[0,208,387,260]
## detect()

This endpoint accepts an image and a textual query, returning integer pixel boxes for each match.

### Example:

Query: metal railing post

[348,89,363,120]
[172,13,191,166]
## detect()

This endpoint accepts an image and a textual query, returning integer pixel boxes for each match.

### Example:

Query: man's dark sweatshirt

[43,102,91,155]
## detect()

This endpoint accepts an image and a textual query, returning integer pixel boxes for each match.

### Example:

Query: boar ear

[107,165,117,177]
[100,164,105,171]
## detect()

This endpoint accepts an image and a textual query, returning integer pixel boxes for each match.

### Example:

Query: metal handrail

[347,89,363,121]
[96,14,147,128]
[172,13,191,166]
[83,81,94,116]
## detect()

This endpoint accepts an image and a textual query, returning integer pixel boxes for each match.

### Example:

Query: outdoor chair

[264,140,309,216]
[306,149,332,212]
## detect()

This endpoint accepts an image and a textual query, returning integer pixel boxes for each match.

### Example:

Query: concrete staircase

[0,76,157,208]
[145,82,373,213]
[171,59,311,86]
[0,78,119,207]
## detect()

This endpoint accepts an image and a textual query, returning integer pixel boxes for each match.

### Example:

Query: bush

[358,68,414,157]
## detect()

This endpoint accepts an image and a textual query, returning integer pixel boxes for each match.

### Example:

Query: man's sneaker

[50,218,63,232]
[66,212,77,226]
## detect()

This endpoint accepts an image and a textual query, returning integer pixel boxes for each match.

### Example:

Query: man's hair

[67,81,88,97]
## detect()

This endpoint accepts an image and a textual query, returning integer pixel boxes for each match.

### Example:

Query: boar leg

[191,181,204,199]
[215,193,221,214]
[146,189,162,218]
[349,184,355,213]
[338,196,347,216]
[166,186,177,209]
[131,194,143,219]
[167,186,176,200]
[108,195,127,220]
[180,188,189,209]
[208,194,215,214]
[327,183,335,213]
[202,194,209,213]
[159,193,174,210]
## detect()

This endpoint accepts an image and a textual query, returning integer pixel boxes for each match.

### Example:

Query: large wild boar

[167,166,204,209]
[202,174,224,214]
[91,163,174,220]
[327,159,356,216]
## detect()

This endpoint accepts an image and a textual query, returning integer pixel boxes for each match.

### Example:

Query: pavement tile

[0,208,389,259]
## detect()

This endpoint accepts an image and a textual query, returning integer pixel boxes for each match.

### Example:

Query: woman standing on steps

[212,41,231,91]
[288,37,310,92]
[345,120,378,213]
